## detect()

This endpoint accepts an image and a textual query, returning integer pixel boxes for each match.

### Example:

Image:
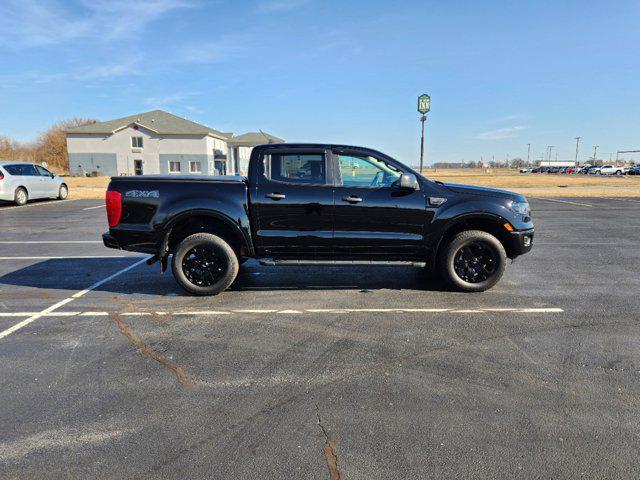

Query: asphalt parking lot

[1,197,640,479]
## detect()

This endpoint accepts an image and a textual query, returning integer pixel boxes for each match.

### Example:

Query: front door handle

[265,193,286,200]
[342,195,363,203]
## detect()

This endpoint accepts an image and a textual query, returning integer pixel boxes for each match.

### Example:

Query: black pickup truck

[103,143,534,295]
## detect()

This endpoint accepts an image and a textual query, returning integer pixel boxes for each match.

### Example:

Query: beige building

[66,110,283,176]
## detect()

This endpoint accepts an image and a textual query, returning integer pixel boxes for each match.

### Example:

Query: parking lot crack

[108,313,192,388]
[316,404,342,480]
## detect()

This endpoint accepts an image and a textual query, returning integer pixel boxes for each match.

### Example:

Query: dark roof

[228,131,285,146]
[66,110,229,139]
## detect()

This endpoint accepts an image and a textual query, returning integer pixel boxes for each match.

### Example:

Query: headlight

[509,200,530,215]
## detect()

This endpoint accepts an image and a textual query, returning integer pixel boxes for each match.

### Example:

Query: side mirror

[50,173,55,179]
[399,173,419,190]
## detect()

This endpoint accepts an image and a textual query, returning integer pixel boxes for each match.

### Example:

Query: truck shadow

[0,258,448,297]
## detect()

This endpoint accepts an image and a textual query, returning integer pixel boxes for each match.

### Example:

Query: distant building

[65,110,284,176]
[540,160,576,167]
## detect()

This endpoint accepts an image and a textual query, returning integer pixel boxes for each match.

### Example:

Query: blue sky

[1,0,639,165]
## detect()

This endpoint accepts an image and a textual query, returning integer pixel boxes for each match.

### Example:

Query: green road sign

[418,94,430,114]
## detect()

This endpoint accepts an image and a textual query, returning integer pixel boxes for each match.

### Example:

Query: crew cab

[599,165,628,175]
[103,144,534,295]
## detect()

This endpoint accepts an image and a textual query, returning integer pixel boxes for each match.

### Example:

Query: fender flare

[430,212,511,264]
[159,208,254,259]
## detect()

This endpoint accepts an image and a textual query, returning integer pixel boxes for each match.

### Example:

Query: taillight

[0,172,4,180]
[105,190,122,227]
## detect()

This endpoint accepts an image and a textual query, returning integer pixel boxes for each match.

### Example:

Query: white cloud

[174,34,252,64]
[255,0,310,13]
[27,55,143,84]
[0,0,192,47]
[497,114,528,122]
[477,125,527,140]
[81,56,143,80]
[146,91,201,107]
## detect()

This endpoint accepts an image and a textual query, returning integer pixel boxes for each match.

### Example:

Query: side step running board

[259,259,426,267]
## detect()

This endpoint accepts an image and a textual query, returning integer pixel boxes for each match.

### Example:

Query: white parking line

[0,199,80,211]
[0,307,564,319]
[530,197,593,207]
[82,204,106,210]
[0,257,149,340]
[0,241,102,244]
[602,197,640,204]
[0,256,138,260]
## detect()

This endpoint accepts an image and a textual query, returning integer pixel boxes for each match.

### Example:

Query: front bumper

[507,228,534,257]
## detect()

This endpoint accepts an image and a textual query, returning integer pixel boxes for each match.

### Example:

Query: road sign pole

[419,115,426,173]
[417,93,430,173]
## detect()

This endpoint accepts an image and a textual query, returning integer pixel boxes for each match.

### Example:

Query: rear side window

[262,153,326,185]
[4,164,37,175]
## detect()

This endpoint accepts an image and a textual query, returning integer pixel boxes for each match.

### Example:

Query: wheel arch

[432,213,516,263]
[163,210,253,259]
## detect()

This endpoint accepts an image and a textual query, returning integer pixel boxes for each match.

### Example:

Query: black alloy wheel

[181,245,225,287]
[438,230,507,292]
[453,241,497,283]
[171,233,239,295]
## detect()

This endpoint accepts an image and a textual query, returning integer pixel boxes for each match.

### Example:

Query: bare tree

[36,117,97,173]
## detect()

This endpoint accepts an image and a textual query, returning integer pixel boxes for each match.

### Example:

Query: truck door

[331,149,428,260]
[252,148,334,258]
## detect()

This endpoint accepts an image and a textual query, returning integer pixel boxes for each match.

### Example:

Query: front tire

[438,230,507,292]
[14,187,28,206]
[171,233,239,296]
[58,184,68,200]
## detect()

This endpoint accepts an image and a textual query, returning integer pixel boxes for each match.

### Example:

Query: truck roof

[253,142,394,158]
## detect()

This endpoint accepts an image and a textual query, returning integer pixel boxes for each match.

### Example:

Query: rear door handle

[265,193,286,200]
[342,195,363,203]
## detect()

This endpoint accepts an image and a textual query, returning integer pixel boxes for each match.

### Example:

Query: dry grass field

[423,168,640,197]
[63,169,640,200]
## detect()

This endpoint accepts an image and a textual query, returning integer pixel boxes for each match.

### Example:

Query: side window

[10,164,38,176]
[338,154,401,188]
[35,165,51,177]
[131,136,143,148]
[263,153,326,185]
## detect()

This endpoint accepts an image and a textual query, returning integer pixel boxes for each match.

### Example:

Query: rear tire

[14,187,28,206]
[438,230,507,292]
[58,184,68,200]
[171,233,239,296]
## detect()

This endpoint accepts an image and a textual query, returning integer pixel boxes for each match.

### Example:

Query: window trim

[189,161,202,174]
[168,161,181,174]
[258,149,330,187]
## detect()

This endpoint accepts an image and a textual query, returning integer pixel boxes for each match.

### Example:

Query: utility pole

[547,146,554,162]
[592,145,599,163]
[574,137,581,166]
[527,143,531,164]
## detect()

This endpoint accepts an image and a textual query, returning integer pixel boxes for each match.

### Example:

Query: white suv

[0,162,68,206]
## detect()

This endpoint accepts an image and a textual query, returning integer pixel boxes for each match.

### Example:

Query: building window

[168,161,181,173]
[189,161,202,173]
[131,136,143,148]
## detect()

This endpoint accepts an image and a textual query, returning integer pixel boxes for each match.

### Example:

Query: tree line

[0,118,97,174]
[432,158,529,169]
